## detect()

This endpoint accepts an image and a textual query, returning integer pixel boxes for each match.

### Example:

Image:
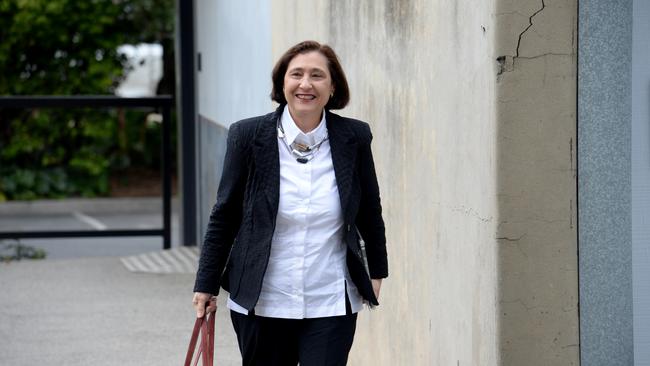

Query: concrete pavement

[0,256,240,366]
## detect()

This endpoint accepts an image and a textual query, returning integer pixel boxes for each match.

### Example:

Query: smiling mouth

[296,94,316,100]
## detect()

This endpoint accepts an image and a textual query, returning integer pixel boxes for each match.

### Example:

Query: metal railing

[0,95,174,249]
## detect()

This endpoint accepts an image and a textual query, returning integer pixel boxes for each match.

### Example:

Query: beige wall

[271,1,499,365]
[495,0,579,365]
[265,0,578,364]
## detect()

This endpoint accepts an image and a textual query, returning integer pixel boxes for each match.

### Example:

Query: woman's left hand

[371,278,383,300]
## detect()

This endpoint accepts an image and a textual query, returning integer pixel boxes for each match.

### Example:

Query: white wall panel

[196,0,272,128]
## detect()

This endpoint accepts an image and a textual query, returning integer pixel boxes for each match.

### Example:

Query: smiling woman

[281,52,333,131]
[192,40,387,366]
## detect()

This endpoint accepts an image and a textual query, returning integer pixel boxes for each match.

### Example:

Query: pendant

[296,157,309,164]
[292,142,311,152]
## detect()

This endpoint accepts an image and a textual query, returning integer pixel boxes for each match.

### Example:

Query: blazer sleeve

[193,122,248,295]
[356,123,388,279]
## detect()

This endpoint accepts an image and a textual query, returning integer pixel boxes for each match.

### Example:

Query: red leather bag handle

[184,300,216,366]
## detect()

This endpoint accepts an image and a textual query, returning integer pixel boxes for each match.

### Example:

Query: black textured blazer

[193,105,388,311]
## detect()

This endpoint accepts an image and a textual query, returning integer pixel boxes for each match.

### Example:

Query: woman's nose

[299,77,311,89]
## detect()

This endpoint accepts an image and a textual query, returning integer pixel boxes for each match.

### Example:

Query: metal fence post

[162,105,172,250]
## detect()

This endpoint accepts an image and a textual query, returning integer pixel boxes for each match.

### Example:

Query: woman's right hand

[193,292,217,318]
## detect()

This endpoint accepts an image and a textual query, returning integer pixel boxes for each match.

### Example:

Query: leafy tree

[0,0,174,200]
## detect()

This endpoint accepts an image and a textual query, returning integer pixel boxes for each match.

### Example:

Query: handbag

[184,300,217,366]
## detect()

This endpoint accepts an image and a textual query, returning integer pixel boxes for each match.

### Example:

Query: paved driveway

[0,198,240,365]
[0,256,240,366]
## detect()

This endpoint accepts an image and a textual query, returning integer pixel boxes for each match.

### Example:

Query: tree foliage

[0,0,174,200]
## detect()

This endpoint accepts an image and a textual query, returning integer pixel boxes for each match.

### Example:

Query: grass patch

[1,241,47,261]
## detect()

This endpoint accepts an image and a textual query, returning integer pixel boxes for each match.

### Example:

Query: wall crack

[501,298,539,311]
[496,0,547,75]
[496,234,527,242]
[517,52,572,59]
[515,0,546,58]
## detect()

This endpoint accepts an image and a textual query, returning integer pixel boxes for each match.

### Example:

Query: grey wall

[578,0,634,365]
[197,116,227,242]
[632,0,650,364]
[495,0,579,364]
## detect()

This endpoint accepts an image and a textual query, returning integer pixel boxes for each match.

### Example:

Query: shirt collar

[280,105,328,146]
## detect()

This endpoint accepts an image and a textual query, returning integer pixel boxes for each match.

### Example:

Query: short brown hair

[270,40,350,110]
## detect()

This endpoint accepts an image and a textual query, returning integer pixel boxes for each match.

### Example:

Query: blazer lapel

[252,106,282,214]
[252,107,358,221]
[327,111,358,223]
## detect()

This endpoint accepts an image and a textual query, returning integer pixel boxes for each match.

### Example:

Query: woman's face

[283,51,334,119]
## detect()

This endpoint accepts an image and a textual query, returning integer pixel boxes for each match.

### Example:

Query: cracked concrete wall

[495,0,579,365]
[196,0,580,363]
[271,1,498,365]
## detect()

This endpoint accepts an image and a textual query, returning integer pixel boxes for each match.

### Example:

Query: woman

[192,40,387,366]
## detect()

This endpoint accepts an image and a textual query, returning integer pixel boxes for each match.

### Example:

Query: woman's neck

[288,107,323,133]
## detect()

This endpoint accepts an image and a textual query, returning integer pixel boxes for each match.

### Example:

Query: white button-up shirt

[228,106,363,318]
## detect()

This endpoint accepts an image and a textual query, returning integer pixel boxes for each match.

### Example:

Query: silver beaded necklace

[277,119,329,164]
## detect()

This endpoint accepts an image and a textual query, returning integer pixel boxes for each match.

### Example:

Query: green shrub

[0,241,47,261]
[0,0,174,201]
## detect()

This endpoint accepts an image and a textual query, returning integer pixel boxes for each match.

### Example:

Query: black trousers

[230,307,358,366]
